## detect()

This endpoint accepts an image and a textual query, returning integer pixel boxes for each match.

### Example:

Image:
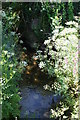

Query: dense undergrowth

[1,2,80,120]
[37,19,79,119]
[1,7,26,119]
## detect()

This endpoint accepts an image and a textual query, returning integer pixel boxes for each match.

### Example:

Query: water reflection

[19,52,57,118]
[20,84,53,118]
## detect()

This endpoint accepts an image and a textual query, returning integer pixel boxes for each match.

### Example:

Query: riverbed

[19,53,59,118]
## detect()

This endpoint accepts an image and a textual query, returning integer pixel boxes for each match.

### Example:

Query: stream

[19,52,60,118]
[20,84,53,118]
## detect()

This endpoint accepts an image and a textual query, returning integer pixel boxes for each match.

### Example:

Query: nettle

[37,21,79,119]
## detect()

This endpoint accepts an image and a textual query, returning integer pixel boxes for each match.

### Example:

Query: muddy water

[19,53,59,118]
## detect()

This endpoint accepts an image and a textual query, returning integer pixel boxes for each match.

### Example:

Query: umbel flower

[38,61,46,69]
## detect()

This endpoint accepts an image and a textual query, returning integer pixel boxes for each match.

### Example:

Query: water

[20,84,53,118]
[19,53,59,118]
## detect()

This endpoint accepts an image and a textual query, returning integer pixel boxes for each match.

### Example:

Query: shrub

[37,20,79,119]
[1,7,24,119]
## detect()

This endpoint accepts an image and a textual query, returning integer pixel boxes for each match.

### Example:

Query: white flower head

[22,61,27,66]
[13,71,16,74]
[49,50,54,56]
[20,40,23,44]
[52,35,56,41]
[1,11,6,17]
[11,52,15,56]
[53,29,59,34]
[55,26,63,29]
[9,64,13,67]
[23,47,27,50]
[60,28,77,36]
[11,32,15,36]
[65,21,73,25]
[65,21,78,28]
[3,50,8,55]
[44,40,50,45]
[43,84,50,90]
[37,50,42,53]
[38,61,46,69]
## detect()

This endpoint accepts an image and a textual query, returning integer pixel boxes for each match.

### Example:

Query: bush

[1,7,24,119]
[37,20,79,119]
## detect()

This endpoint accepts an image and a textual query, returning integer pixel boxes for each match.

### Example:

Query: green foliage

[1,2,78,119]
[68,2,74,21]
[1,7,23,119]
[8,2,74,43]
[61,3,66,25]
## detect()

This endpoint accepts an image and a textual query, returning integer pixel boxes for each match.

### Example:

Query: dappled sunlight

[2,2,79,120]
